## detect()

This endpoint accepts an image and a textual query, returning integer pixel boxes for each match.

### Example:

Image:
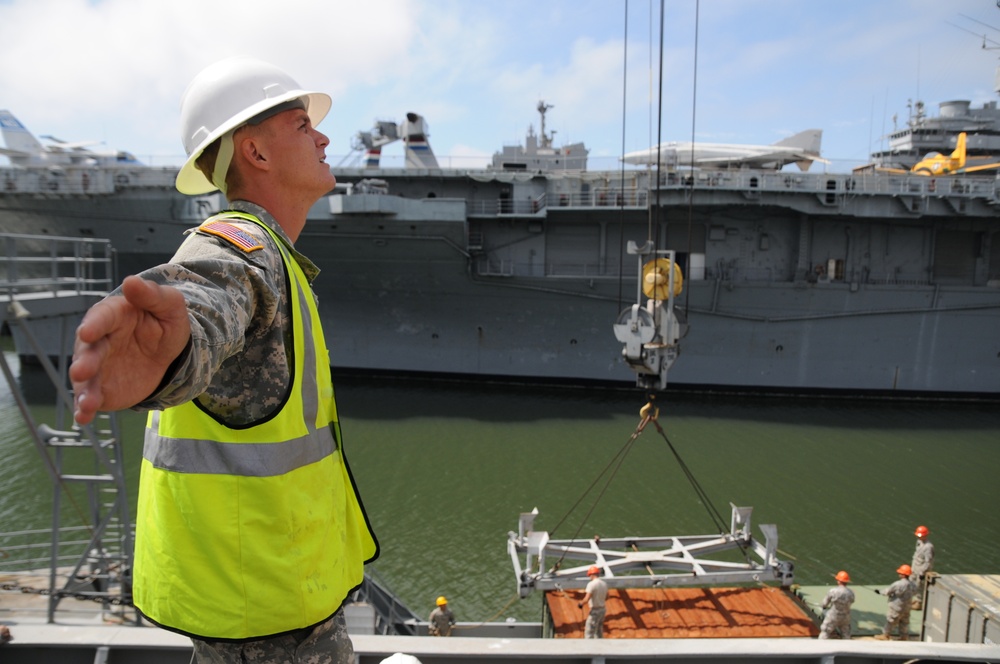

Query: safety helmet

[587,565,600,577]
[835,570,851,583]
[176,56,332,195]
[915,525,929,537]
[436,596,448,606]
[897,564,912,576]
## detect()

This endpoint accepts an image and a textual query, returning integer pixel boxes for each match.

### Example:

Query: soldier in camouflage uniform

[70,58,376,664]
[818,570,855,639]
[911,525,934,609]
[875,564,916,641]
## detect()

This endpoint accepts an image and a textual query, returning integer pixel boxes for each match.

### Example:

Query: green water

[2,350,999,624]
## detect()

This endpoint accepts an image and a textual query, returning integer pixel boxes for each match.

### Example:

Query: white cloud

[1,0,996,169]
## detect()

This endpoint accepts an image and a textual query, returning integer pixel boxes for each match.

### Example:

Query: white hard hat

[380,654,422,664]
[175,56,331,195]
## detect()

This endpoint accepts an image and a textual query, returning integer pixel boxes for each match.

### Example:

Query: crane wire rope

[548,410,647,541]
[683,0,700,312]
[651,0,665,249]
[615,0,630,314]
[547,398,752,571]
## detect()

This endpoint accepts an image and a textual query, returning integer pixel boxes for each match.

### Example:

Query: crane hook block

[642,258,683,301]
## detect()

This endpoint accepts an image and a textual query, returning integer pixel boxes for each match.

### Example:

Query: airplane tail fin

[773,129,822,155]
[951,132,967,166]
[775,129,824,171]
[0,110,47,156]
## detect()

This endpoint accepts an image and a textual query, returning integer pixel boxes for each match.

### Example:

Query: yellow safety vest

[133,211,377,640]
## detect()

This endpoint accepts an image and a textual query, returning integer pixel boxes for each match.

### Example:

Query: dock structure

[3,619,999,664]
[0,233,136,623]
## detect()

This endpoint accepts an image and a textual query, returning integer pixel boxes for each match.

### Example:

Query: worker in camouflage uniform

[70,57,378,664]
[911,525,934,610]
[875,564,916,640]
[818,570,855,639]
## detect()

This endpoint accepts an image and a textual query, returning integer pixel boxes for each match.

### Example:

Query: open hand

[70,275,191,424]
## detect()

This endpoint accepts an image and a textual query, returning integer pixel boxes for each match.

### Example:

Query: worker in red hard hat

[911,525,934,610]
[818,570,855,639]
[577,566,608,639]
[875,564,917,641]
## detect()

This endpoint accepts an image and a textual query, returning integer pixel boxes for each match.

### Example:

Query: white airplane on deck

[0,109,142,168]
[622,129,828,171]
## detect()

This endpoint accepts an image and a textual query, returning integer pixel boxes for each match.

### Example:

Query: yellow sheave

[133,212,377,640]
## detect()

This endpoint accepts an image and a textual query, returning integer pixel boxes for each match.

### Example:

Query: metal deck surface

[546,586,819,639]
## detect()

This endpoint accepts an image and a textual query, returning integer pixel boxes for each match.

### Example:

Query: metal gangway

[0,232,137,623]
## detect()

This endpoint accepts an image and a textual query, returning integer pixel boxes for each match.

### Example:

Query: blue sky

[1,0,997,172]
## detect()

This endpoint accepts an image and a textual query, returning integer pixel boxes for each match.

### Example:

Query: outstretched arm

[70,275,192,424]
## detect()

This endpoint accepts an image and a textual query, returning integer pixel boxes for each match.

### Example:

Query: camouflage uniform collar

[228,200,320,282]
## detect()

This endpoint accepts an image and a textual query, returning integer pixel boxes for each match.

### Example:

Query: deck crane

[510,256,794,603]
[613,241,688,390]
[350,112,439,169]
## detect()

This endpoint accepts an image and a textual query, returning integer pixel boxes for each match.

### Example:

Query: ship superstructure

[865,67,1000,171]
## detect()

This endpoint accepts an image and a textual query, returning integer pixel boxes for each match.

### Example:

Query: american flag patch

[197,220,264,253]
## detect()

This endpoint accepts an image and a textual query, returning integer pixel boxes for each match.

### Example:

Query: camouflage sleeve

[132,228,282,410]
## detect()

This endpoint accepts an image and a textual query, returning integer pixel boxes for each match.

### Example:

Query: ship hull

[316,249,1000,394]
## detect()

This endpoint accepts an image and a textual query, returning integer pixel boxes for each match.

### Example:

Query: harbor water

[1,344,999,625]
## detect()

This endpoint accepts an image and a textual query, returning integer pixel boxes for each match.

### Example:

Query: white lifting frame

[507,504,793,598]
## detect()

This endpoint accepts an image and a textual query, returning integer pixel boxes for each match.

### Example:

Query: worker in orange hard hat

[818,570,855,639]
[428,595,455,636]
[577,566,609,639]
[875,564,917,640]
[911,525,934,610]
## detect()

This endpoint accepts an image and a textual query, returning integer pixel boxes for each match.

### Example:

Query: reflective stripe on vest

[133,211,377,640]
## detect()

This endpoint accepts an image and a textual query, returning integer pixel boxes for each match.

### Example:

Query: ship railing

[474,258,938,287]
[0,233,115,298]
[468,196,547,216]
[0,526,133,575]
[717,267,794,283]
[468,189,650,215]
[864,271,932,286]
[704,266,935,286]
[549,188,648,208]
[1,165,179,195]
[474,256,615,279]
[0,525,137,623]
[475,257,515,277]
[653,168,999,199]
[545,261,610,278]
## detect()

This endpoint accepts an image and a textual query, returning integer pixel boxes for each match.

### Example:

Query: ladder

[0,232,137,623]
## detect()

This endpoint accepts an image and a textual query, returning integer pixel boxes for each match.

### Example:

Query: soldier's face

[260,108,336,197]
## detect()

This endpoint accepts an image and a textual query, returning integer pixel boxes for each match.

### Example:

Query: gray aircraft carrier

[2,90,999,396]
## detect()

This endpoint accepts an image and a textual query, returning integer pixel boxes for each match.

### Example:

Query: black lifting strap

[644,403,729,536]
[550,397,746,567]
[549,410,644,542]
